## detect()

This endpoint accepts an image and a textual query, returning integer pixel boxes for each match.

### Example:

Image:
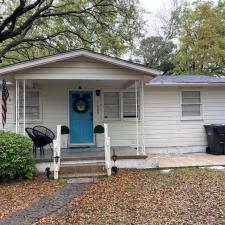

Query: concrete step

[59,162,107,178]
[60,172,107,179]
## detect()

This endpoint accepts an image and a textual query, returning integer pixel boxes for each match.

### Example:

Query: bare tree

[150,0,184,40]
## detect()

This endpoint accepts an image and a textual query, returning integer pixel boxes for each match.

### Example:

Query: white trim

[180,90,203,121]
[146,83,225,87]
[17,89,42,123]
[23,80,26,136]
[15,80,18,134]
[135,80,139,155]
[0,50,162,76]
[102,91,121,121]
[141,80,145,155]
[102,89,141,122]
[17,81,20,133]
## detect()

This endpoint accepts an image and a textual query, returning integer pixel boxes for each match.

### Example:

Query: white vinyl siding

[19,90,41,122]
[181,91,201,117]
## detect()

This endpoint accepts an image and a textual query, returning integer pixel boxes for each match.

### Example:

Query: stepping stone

[67,177,99,184]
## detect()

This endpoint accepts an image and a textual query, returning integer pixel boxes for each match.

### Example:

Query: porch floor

[34,146,146,163]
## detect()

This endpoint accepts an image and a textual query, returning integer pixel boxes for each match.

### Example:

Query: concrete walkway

[150,153,225,168]
[0,179,95,225]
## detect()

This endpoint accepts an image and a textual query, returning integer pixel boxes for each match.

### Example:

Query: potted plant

[61,125,70,149]
[94,125,104,147]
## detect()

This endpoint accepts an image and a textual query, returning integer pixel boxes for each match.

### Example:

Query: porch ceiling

[13,73,145,80]
[26,79,136,89]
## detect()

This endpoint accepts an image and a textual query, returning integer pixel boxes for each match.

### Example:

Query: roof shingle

[149,75,225,84]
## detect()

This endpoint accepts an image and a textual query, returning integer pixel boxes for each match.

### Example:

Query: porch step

[59,162,107,178]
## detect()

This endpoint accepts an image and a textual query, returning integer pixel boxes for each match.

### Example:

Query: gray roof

[0,49,162,76]
[149,75,225,84]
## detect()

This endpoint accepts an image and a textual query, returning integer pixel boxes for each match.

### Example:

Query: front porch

[14,78,146,155]
[34,146,147,163]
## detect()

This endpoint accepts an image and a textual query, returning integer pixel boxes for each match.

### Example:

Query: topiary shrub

[94,125,104,134]
[61,125,70,135]
[0,131,36,181]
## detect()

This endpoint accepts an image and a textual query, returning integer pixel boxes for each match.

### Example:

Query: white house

[0,49,225,174]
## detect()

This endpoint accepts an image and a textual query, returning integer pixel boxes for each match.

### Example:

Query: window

[181,91,201,117]
[103,91,140,120]
[103,92,120,120]
[19,90,41,121]
[123,92,139,118]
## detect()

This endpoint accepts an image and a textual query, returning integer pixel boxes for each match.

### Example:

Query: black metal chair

[33,126,55,156]
[25,128,39,156]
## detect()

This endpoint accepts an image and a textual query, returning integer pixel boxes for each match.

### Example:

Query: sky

[139,0,219,36]
[140,0,218,12]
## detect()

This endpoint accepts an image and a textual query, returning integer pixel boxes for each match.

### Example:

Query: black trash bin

[204,124,225,155]
[214,126,225,155]
[204,125,215,154]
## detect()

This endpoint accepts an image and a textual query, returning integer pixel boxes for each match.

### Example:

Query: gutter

[145,83,225,87]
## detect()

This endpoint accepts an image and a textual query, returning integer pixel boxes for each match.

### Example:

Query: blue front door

[69,91,94,144]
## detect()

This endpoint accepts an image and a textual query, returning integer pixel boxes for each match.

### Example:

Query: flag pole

[2,79,9,131]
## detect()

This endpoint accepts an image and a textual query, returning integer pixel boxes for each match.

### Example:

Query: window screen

[181,91,201,117]
[103,92,120,119]
[19,90,41,121]
[123,92,138,118]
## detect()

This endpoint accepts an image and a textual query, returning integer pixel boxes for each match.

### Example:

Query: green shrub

[0,131,36,181]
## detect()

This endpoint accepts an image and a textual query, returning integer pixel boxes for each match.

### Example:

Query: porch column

[141,79,146,155]
[23,80,26,135]
[15,80,18,134]
[135,80,139,155]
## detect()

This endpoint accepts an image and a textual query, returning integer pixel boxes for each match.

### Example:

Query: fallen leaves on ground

[0,173,65,219]
[34,168,225,225]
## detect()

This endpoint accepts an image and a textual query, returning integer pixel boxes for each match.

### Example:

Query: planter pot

[61,134,68,149]
[96,133,104,147]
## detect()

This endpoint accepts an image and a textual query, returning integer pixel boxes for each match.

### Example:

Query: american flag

[2,79,9,128]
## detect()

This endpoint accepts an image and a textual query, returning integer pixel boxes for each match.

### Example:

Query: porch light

[96,90,101,96]
[45,167,51,180]
[112,153,117,162]
[54,155,60,163]
[111,149,118,175]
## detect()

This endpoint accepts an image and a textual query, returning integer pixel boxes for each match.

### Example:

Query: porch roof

[0,49,162,76]
[146,75,225,87]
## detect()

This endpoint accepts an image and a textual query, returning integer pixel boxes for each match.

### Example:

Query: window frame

[122,90,140,120]
[16,89,42,123]
[180,90,203,121]
[102,90,140,122]
[102,91,121,121]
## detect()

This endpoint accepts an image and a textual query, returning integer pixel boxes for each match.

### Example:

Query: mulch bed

[0,173,65,220]
[34,168,225,225]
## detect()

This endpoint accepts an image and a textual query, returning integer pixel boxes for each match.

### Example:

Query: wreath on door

[73,97,89,113]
